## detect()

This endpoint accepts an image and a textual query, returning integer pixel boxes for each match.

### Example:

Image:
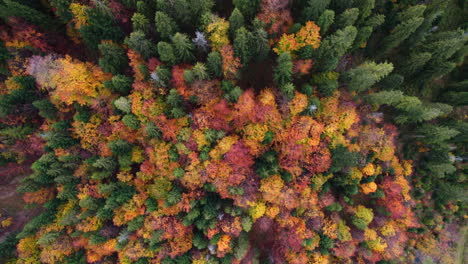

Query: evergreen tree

[49,0,73,23]
[233,0,261,21]
[108,75,133,95]
[317,9,335,35]
[0,0,58,29]
[302,0,331,22]
[343,61,394,92]
[172,33,196,63]
[131,13,150,34]
[206,51,223,77]
[365,90,404,106]
[98,42,128,74]
[229,8,245,38]
[32,99,57,120]
[415,124,460,145]
[379,17,424,57]
[79,6,124,50]
[273,52,293,87]
[354,0,375,24]
[335,8,359,29]
[233,27,253,65]
[124,31,155,59]
[399,52,432,76]
[315,26,357,72]
[155,11,179,40]
[157,42,176,65]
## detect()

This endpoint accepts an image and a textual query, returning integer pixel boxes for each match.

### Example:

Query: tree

[274,52,293,87]
[157,42,177,65]
[229,8,245,38]
[233,0,261,21]
[155,11,179,40]
[365,90,404,106]
[131,13,150,34]
[0,0,58,30]
[315,26,357,72]
[342,61,394,92]
[317,9,335,35]
[98,42,128,74]
[335,8,359,29]
[172,33,195,63]
[233,27,253,65]
[124,31,155,59]
[302,0,331,22]
[207,51,223,77]
[379,17,424,57]
[415,124,460,145]
[354,0,375,24]
[79,6,124,50]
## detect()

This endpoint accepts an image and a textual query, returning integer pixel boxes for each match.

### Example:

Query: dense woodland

[0,0,466,263]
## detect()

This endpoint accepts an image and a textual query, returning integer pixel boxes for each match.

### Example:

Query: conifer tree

[317,9,335,35]
[233,27,253,65]
[155,11,179,40]
[302,0,331,22]
[207,51,223,77]
[124,31,155,59]
[98,42,128,75]
[157,42,176,65]
[172,33,196,63]
[229,8,245,38]
[131,13,150,34]
[233,0,261,21]
[335,8,359,29]
[315,26,357,72]
[343,61,394,92]
[354,0,374,24]
[274,52,293,87]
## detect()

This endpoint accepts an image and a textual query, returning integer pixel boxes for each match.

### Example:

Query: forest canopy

[0,0,466,263]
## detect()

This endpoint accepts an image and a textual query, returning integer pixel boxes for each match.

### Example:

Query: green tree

[335,8,359,29]
[379,17,424,57]
[302,0,331,22]
[354,0,375,24]
[49,0,73,23]
[342,61,394,92]
[79,6,124,50]
[33,99,57,120]
[157,42,177,65]
[399,52,432,76]
[315,26,357,72]
[415,124,460,145]
[233,27,253,65]
[273,52,293,87]
[131,13,150,34]
[233,0,261,21]
[317,9,335,35]
[98,42,128,74]
[124,31,155,59]
[0,0,58,29]
[206,51,223,77]
[229,8,245,38]
[172,33,195,63]
[155,11,179,40]
[107,75,133,95]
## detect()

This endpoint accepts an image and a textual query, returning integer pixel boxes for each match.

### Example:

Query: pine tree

[0,0,58,29]
[354,0,375,24]
[157,42,176,65]
[98,42,128,74]
[233,27,253,65]
[365,90,404,106]
[49,0,73,23]
[124,31,155,59]
[207,51,223,77]
[399,52,432,76]
[32,99,57,120]
[233,0,261,21]
[79,6,124,50]
[379,17,424,57]
[335,8,359,29]
[302,0,331,22]
[155,11,179,40]
[131,13,150,34]
[172,33,195,63]
[273,52,293,87]
[343,61,394,92]
[229,8,245,38]
[315,26,357,72]
[415,124,460,145]
[317,9,335,35]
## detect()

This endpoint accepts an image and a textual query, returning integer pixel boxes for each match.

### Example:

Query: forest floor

[0,173,40,243]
